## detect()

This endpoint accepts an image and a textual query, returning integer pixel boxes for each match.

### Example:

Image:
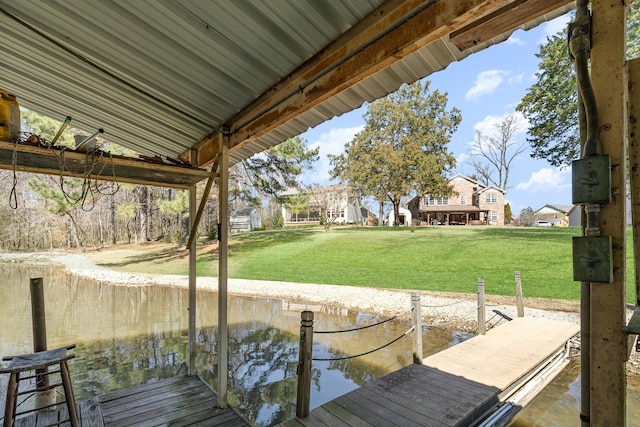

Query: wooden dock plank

[98,375,193,406]
[422,317,579,391]
[99,376,249,427]
[9,376,248,426]
[79,397,105,427]
[283,317,578,427]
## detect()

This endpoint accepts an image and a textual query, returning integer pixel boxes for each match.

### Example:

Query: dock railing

[295,294,420,418]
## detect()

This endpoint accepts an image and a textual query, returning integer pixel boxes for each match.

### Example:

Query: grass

[94,226,636,302]
[187,226,633,302]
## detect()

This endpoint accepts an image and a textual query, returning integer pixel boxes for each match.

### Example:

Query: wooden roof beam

[450,0,574,51]
[188,0,510,167]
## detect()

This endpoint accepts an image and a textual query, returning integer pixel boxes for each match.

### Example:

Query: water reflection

[510,362,640,426]
[0,262,466,426]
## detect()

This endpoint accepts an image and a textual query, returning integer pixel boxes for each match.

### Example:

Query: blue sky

[299,13,573,218]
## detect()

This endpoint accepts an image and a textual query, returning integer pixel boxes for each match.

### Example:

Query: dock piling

[411,291,423,364]
[477,278,486,335]
[296,310,314,419]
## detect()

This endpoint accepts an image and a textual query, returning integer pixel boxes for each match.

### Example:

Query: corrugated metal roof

[0,0,573,168]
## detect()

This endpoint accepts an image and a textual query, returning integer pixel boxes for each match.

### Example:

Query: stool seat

[0,347,73,373]
[1,345,78,427]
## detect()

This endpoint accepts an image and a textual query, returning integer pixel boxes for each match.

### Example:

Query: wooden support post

[188,186,197,376]
[411,291,423,364]
[30,277,55,409]
[217,134,229,408]
[590,0,627,424]
[629,58,640,306]
[477,278,486,335]
[515,271,525,318]
[296,311,314,419]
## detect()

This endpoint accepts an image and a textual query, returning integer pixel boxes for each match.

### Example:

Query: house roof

[0,0,574,181]
[535,204,573,214]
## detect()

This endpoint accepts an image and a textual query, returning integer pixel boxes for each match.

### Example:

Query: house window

[437,197,448,205]
[424,197,435,205]
[489,210,498,221]
[460,195,466,205]
[485,192,497,203]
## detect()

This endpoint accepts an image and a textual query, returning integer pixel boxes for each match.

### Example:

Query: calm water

[0,262,469,426]
[2,262,639,426]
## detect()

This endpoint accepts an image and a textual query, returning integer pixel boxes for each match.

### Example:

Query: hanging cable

[570,0,600,157]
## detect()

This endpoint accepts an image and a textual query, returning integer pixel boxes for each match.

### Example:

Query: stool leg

[59,362,78,427]
[4,373,18,427]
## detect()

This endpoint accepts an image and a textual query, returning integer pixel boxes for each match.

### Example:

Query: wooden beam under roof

[450,0,574,51]
[189,0,508,167]
[0,140,211,189]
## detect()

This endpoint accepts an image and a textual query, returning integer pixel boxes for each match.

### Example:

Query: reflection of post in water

[30,277,55,409]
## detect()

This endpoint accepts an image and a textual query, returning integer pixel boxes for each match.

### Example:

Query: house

[407,175,506,226]
[281,185,370,226]
[534,204,573,227]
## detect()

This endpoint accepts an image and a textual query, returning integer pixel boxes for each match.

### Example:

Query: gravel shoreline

[4,250,640,374]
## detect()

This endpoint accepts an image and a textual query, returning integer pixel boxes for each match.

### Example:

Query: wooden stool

[0,345,78,427]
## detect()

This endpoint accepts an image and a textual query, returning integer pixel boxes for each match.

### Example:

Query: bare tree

[467,113,527,191]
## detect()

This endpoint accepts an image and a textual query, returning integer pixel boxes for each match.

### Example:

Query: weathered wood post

[296,311,314,418]
[411,291,423,364]
[30,277,55,409]
[477,278,486,335]
[515,271,525,318]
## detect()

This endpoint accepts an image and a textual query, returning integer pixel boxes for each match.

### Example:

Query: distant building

[281,185,374,226]
[534,204,573,227]
[407,175,506,226]
[230,208,262,232]
[386,207,413,226]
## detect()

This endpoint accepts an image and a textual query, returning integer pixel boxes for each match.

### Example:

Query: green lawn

[186,226,636,302]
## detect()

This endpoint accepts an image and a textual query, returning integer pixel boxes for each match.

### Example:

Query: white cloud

[508,73,524,84]
[465,70,507,101]
[473,111,529,137]
[540,14,571,42]
[515,167,571,192]
[506,36,525,46]
[306,126,363,184]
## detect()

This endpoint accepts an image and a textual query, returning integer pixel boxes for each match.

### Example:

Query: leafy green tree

[517,4,640,167]
[282,193,310,222]
[232,136,319,207]
[504,203,513,225]
[329,81,460,225]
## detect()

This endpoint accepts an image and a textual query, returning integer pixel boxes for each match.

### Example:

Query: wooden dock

[280,317,580,427]
[14,375,249,426]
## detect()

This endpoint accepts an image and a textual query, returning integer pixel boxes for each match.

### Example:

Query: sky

[298,13,573,218]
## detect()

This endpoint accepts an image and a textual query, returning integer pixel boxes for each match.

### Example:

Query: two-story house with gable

[407,175,506,226]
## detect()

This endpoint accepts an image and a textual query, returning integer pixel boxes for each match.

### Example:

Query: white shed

[386,207,412,226]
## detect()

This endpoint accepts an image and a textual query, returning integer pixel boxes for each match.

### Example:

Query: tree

[466,113,526,191]
[329,81,461,226]
[517,4,640,167]
[232,136,319,207]
[518,206,535,226]
[504,203,513,225]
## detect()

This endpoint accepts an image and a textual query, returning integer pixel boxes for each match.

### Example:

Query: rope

[421,294,474,308]
[312,327,414,361]
[9,140,18,209]
[314,310,410,334]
